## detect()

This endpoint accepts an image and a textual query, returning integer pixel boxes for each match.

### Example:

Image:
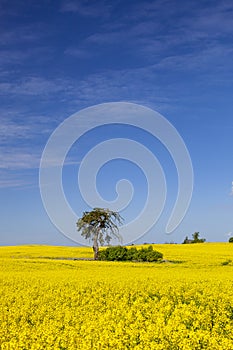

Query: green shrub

[126,247,138,261]
[99,246,128,261]
[221,259,232,266]
[99,245,163,262]
[229,237,233,243]
[137,246,163,262]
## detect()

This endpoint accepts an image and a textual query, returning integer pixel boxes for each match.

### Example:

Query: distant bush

[136,245,163,262]
[229,237,233,243]
[221,259,232,266]
[183,232,206,244]
[99,245,163,262]
[99,246,128,261]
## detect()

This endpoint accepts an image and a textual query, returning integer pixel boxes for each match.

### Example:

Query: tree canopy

[76,208,123,260]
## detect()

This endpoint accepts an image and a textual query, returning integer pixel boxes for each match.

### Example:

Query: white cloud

[0,111,57,142]
[0,77,72,97]
[0,120,27,135]
[0,158,40,188]
[0,151,41,170]
[0,175,33,189]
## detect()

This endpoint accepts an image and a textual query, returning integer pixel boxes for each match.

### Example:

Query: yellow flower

[1,243,233,349]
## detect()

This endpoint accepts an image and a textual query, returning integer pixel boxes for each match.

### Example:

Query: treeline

[183,232,206,244]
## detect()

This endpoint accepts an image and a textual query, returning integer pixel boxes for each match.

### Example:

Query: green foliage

[221,259,232,266]
[137,245,163,262]
[183,232,206,244]
[99,246,128,261]
[229,237,233,243]
[182,236,191,244]
[99,245,163,262]
[192,232,206,243]
[76,208,123,260]
[126,247,138,261]
[77,208,123,245]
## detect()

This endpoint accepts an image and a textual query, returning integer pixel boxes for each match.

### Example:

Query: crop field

[1,243,233,349]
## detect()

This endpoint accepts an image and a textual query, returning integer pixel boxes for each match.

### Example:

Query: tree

[191,232,206,243]
[182,232,206,244]
[183,236,190,244]
[229,237,233,243]
[77,208,123,260]
[192,232,200,242]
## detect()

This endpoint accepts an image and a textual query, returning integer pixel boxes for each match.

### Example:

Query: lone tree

[192,232,206,243]
[77,208,123,260]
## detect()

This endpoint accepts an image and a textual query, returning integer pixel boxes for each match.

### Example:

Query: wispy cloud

[64,47,93,59]
[0,46,53,66]
[0,108,64,190]
[0,175,33,189]
[0,77,72,97]
[0,66,169,110]
[0,112,54,143]
[63,0,233,79]
[0,120,32,141]
[0,22,50,46]
[0,151,41,170]
[0,0,232,185]
[0,167,37,189]
[60,0,113,17]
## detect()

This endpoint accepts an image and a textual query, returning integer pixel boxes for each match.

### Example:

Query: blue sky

[0,0,233,245]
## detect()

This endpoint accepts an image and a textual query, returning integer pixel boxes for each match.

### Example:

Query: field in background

[1,243,233,349]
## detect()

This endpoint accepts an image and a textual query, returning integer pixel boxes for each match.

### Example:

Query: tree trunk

[93,235,99,260]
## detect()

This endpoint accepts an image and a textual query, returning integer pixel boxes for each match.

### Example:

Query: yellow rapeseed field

[1,243,233,349]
